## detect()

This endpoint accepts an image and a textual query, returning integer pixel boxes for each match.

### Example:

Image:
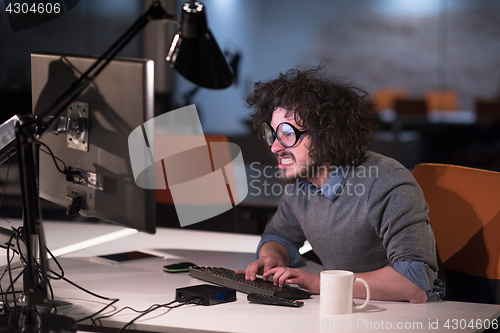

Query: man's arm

[263,265,427,303]
[235,241,291,280]
[354,266,427,303]
[365,168,438,302]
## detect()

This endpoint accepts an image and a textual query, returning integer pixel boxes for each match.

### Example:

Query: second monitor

[31,52,156,234]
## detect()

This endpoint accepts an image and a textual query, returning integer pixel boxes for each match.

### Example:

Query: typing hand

[263,267,320,294]
[234,256,286,281]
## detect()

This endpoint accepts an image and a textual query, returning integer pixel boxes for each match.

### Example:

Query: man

[236,67,441,303]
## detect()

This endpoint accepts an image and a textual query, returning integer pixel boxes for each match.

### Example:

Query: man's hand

[264,267,320,294]
[235,241,291,281]
[235,255,286,281]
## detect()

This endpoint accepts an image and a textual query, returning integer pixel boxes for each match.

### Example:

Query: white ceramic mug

[320,270,370,315]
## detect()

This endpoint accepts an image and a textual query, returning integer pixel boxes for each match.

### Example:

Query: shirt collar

[298,166,347,202]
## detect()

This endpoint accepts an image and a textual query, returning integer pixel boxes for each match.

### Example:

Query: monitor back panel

[32,52,156,233]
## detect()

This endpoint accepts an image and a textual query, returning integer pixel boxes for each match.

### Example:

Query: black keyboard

[189,266,311,299]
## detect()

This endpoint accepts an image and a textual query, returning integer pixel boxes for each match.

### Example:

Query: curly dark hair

[246,66,376,167]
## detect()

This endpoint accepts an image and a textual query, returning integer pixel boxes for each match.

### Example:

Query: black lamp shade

[167,2,234,89]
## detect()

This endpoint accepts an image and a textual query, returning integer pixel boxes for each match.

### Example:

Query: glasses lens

[262,123,274,145]
[277,123,296,147]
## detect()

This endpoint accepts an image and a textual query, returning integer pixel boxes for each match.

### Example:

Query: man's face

[270,107,314,184]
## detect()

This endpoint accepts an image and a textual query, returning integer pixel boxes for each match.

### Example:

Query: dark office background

[1,1,499,124]
[1,0,500,231]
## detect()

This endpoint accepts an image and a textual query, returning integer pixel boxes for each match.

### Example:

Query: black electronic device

[164,262,198,273]
[91,251,161,265]
[175,284,236,306]
[31,52,156,233]
[247,293,304,307]
[189,266,311,299]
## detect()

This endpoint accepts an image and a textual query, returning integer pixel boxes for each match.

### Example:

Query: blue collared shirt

[257,167,444,300]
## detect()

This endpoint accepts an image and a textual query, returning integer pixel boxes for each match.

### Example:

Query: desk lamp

[0,1,233,332]
[167,1,234,89]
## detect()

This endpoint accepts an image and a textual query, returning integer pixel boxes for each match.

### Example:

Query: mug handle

[353,278,370,309]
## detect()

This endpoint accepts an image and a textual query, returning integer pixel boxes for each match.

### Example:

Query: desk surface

[1,219,499,333]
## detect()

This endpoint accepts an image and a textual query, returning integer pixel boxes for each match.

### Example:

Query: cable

[0,140,120,319]
[117,301,197,333]
[0,226,198,332]
[45,244,121,320]
[38,142,87,187]
[0,226,120,318]
[0,156,22,313]
[0,227,25,314]
[37,142,67,174]
[45,251,121,323]
[77,298,120,325]
[45,247,64,280]
[62,276,118,302]
[0,156,11,214]
[0,156,15,224]
[46,275,58,315]
[0,150,181,328]
[86,299,200,332]
[88,300,176,330]
[6,229,21,312]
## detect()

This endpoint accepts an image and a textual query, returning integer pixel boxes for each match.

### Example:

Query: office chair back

[394,99,427,116]
[475,98,500,123]
[413,163,500,304]
[425,90,459,111]
[371,88,408,111]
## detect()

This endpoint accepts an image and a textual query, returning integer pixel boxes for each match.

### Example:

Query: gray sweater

[261,151,439,286]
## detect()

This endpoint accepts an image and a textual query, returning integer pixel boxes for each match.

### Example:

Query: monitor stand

[0,299,73,314]
[0,313,76,333]
[0,227,77,333]
[0,116,77,332]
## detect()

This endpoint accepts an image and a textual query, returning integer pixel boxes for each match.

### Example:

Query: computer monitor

[31,52,156,234]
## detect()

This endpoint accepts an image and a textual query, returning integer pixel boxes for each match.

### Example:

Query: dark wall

[0,0,143,122]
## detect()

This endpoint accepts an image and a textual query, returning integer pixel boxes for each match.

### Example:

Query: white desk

[1,219,499,333]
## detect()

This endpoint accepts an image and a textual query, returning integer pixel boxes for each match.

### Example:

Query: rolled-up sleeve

[394,261,445,300]
[256,234,302,267]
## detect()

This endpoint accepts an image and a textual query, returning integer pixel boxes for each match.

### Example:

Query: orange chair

[371,88,408,112]
[412,163,500,304]
[425,90,459,111]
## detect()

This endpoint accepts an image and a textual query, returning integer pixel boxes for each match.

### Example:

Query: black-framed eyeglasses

[262,122,307,148]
